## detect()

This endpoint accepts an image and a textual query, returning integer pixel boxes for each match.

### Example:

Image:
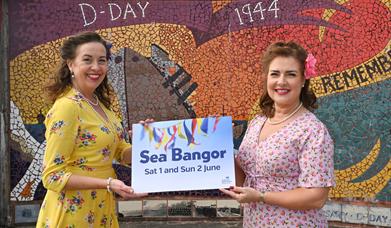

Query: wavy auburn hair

[259,41,318,117]
[45,31,112,109]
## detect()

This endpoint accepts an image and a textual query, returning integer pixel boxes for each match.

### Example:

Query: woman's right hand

[110,178,148,199]
[220,186,263,203]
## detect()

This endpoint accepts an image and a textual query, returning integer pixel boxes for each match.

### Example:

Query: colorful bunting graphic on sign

[213,116,221,133]
[200,118,208,135]
[140,117,222,151]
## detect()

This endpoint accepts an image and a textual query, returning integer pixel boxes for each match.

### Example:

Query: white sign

[131,116,235,193]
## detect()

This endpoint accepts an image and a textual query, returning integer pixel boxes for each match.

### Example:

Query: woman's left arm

[279,121,334,209]
[221,186,329,210]
[263,187,329,210]
[121,147,131,165]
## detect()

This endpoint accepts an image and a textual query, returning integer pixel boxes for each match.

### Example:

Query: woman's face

[68,41,108,95]
[266,56,305,108]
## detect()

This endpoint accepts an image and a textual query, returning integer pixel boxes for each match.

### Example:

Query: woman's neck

[72,85,95,101]
[274,101,301,118]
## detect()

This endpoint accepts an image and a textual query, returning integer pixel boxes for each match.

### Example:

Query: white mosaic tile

[108,49,128,127]
[323,201,343,222]
[342,204,369,224]
[368,206,391,227]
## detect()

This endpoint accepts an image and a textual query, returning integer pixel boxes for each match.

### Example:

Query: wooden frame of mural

[4,0,391,226]
[0,0,11,226]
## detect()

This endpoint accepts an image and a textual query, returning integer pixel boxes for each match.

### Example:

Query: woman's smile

[274,88,290,95]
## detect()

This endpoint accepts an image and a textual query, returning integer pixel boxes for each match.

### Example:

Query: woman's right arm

[65,174,139,199]
[234,117,256,187]
[42,99,138,198]
[41,100,79,193]
[42,100,138,198]
[42,100,104,192]
[235,157,245,186]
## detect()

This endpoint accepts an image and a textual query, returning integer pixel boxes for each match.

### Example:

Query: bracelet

[106,177,113,193]
[258,191,266,203]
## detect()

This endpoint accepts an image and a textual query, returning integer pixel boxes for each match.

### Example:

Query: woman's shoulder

[52,98,78,110]
[49,89,82,114]
[300,110,331,136]
[249,114,267,125]
[55,88,82,104]
[302,111,326,126]
[243,114,266,130]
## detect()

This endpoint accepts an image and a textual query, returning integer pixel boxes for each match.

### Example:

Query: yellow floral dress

[36,88,130,228]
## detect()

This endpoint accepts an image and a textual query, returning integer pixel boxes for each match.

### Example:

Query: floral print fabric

[236,112,335,227]
[37,88,130,228]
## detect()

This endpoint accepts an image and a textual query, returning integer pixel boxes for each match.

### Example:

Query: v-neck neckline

[91,104,110,123]
[257,111,309,145]
[72,88,114,129]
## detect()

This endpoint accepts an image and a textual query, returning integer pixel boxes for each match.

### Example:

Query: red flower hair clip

[304,53,317,79]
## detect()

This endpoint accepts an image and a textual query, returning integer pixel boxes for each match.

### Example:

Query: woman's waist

[244,174,299,190]
[245,173,299,181]
[68,165,116,178]
[244,204,326,224]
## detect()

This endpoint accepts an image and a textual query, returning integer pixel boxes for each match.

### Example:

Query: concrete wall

[3,0,390,226]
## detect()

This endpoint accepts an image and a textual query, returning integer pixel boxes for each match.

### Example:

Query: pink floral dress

[236,112,335,227]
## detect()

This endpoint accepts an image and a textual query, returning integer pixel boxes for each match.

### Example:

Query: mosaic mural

[7,0,390,204]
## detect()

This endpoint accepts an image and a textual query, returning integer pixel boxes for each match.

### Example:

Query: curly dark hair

[45,31,112,109]
[259,41,318,117]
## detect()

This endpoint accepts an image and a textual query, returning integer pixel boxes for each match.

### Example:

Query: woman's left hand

[139,118,154,126]
[220,186,262,203]
[128,118,154,139]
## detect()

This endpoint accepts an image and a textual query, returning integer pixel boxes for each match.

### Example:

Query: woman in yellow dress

[37,31,145,227]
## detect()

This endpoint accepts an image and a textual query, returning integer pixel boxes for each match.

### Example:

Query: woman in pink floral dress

[221,42,335,227]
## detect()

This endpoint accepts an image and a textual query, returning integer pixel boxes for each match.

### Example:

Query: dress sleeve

[41,99,79,192]
[298,122,335,188]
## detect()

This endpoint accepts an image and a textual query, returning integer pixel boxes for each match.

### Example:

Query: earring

[71,71,75,78]
[302,84,305,88]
